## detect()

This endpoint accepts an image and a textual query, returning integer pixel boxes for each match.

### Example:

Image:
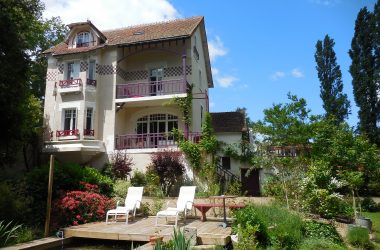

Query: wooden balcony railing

[59,79,82,88]
[115,132,201,149]
[116,79,188,99]
[56,129,80,137]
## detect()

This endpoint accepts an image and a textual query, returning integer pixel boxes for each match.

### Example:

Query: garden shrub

[112,179,130,202]
[225,180,243,196]
[0,181,31,223]
[144,169,164,197]
[149,150,185,196]
[107,150,134,179]
[234,204,305,249]
[130,170,147,187]
[52,182,115,227]
[303,220,343,244]
[361,197,380,212]
[347,226,374,250]
[0,221,22,247]
[232,205,269,248]
[82,167,113,196]
[299,238,347,250]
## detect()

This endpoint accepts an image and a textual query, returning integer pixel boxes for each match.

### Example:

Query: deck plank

[64,217,231,246]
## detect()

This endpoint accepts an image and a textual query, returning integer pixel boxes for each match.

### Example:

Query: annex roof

[210,112,247,133]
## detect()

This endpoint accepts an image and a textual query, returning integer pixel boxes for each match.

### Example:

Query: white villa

[42,16,261,195]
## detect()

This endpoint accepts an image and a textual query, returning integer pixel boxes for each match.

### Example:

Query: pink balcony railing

[86,79,97,87]
[84,129,95,136]
[115,132,201,149]
[59,79,82,88]
[116,79,188,99]
[56,129,80,137]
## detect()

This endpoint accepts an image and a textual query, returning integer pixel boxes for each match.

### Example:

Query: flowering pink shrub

[52,182,115,227]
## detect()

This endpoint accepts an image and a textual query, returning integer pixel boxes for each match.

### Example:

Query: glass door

[150,68,163,96]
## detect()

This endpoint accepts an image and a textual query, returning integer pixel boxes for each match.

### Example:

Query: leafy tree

[252,93,312,208]
[349,3,380,146]
[0,0,66,168]
[315,34,350,123]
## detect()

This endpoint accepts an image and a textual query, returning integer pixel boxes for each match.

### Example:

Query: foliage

[107,150,134,180]
[170,85,193,126]
[130,170,147,187]
[233,205,269,248]
[252,94,312,208]
[20,162,113,226]
[149,150,185,196]
[303,221,343,244]
[0,221,22,247]
[315,34,350,123]
[112,179,131,202]
[347,226,374,250]
[301,160,353,219]
[349,2,380,146]
[0,0,67,168]
[299,238,347,250]
[178,140,202,170]
[144,169,164,197]
[361,197,380,212]
[52,182,115,228]
[14,225,34,245]
[225,180,243,196]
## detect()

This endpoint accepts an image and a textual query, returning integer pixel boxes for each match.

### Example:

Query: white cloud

[216,76,238,88]
[309,0,340,6]
[291,68,304,78]
[271,71,285,81]
[42,0,180,30]
[209,101,215,108]
[211,67,219,76]
[208,36,227,62]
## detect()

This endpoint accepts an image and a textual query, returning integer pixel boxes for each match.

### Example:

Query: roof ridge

[102,16,203,33]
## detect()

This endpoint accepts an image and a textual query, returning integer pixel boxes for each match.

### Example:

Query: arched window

[136,114,178,135]
[76,32,91,47]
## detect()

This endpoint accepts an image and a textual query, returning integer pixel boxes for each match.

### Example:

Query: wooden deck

[64,216,232,246]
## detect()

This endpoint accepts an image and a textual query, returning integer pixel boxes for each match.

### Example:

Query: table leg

[223,198,227,228]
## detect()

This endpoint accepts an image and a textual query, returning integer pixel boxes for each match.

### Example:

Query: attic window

[76,32,91,47]
[133,31,144,35]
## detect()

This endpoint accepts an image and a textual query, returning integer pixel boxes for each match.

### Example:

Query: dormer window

[76,32,91,47]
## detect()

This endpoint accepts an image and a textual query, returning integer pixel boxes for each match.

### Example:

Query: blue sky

[43,0,378,126]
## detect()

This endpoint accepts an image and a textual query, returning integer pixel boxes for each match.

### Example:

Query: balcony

[115,132,201,150]
[116,79,188,100]
[57,79,82,94]
[56,129,80,140]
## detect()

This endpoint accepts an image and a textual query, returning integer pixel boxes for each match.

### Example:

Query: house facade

[210,112,261,196]
[42,17,212,171]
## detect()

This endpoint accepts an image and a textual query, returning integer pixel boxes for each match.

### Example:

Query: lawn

[363,212,380,250]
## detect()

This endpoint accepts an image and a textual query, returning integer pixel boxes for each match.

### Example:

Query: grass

[363,212,380,250]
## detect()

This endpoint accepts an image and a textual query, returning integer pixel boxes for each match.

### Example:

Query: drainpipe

[182,50,189,140]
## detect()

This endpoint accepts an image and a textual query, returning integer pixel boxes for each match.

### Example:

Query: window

[89,60,96,80]
[67,62,79,80]
[86,108,93,130]
[63,108,77,130]
[76,32,90,47]
[136,114,178,134]
[221,157,231,170]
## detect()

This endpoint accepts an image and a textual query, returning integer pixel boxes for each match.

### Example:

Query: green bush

[232,205,269,248]
[131,170,147,187]
[82,167,113,196]
[299,238,347,250]
[113,179,130,200]
[361,197,380,212]
[304,221,343,244]
[347,226,374,250]
[0,221,22,247]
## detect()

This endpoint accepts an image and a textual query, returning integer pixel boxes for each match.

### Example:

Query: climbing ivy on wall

[171,84,193,126]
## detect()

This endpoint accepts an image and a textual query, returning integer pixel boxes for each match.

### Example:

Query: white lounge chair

[106,186,144,224]
[155,186,196,227]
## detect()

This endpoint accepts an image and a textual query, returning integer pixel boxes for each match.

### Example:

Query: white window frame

[66,62,80,80]
[76,32,91,47]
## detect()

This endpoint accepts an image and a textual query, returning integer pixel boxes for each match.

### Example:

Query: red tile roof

[45,16,203,56]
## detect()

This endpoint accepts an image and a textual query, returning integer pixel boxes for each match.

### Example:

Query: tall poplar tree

[349,4,380,146]
[315,34,350,124]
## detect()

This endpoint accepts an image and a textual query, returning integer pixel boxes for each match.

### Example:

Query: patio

[63,216,232,246]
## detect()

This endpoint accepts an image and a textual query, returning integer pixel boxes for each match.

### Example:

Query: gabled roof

[44,16,203,55]
[210,112,247,133]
